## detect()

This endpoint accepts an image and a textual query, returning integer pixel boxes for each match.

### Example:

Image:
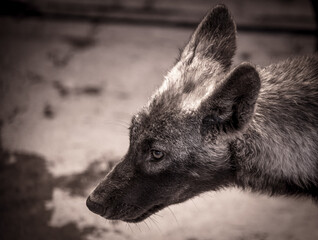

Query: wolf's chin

[122,204,165,223]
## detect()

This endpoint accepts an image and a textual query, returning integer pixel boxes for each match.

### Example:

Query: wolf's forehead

[151,58,223,112]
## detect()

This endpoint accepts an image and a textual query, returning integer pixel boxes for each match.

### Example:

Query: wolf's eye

[151,150,164,160]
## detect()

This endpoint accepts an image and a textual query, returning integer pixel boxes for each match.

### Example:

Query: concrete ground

[0,5,318,240]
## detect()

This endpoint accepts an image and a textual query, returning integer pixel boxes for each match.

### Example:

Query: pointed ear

[199,63,261,137]
[181,5,236,71]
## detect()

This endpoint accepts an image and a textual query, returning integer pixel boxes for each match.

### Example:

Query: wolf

[86,5,318,222]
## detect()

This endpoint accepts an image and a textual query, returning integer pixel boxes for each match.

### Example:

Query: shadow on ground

[0,132,117,240]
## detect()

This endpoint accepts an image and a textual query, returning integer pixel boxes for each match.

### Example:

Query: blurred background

[0,0,317,240]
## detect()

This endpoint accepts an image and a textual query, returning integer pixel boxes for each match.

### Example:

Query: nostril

[86,196,105,216]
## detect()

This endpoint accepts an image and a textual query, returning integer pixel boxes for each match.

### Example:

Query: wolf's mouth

[124,204,165,223]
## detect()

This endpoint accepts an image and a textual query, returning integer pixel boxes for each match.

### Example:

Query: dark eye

[151,150,164,160]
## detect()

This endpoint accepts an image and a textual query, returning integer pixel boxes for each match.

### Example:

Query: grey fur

[86,5,318,223]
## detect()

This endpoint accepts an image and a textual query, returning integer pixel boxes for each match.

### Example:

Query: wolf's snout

[86,196,105,216]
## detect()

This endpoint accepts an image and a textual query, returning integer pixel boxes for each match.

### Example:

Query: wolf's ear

[181,5,236,71]
[199,63,260,138]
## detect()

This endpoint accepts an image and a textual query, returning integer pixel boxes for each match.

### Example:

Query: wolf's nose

[86,196,105,216]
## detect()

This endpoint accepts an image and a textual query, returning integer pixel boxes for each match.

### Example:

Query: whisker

[117,119,130,127]
[167,206,179,225]
[135,222,142,232]
[126,223,133,233]
[149,216,161,233]
[153,212,163,218]
[143,220,150,230]
[102,121,130,129]
[191,199,199,210]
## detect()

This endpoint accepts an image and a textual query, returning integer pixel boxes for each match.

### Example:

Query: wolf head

[87,5,261,222]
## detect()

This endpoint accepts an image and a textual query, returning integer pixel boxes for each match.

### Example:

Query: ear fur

[199,63,261,137]
[181,4,236,71]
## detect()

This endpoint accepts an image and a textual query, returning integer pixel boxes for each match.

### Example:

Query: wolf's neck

[232,121,317,195]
